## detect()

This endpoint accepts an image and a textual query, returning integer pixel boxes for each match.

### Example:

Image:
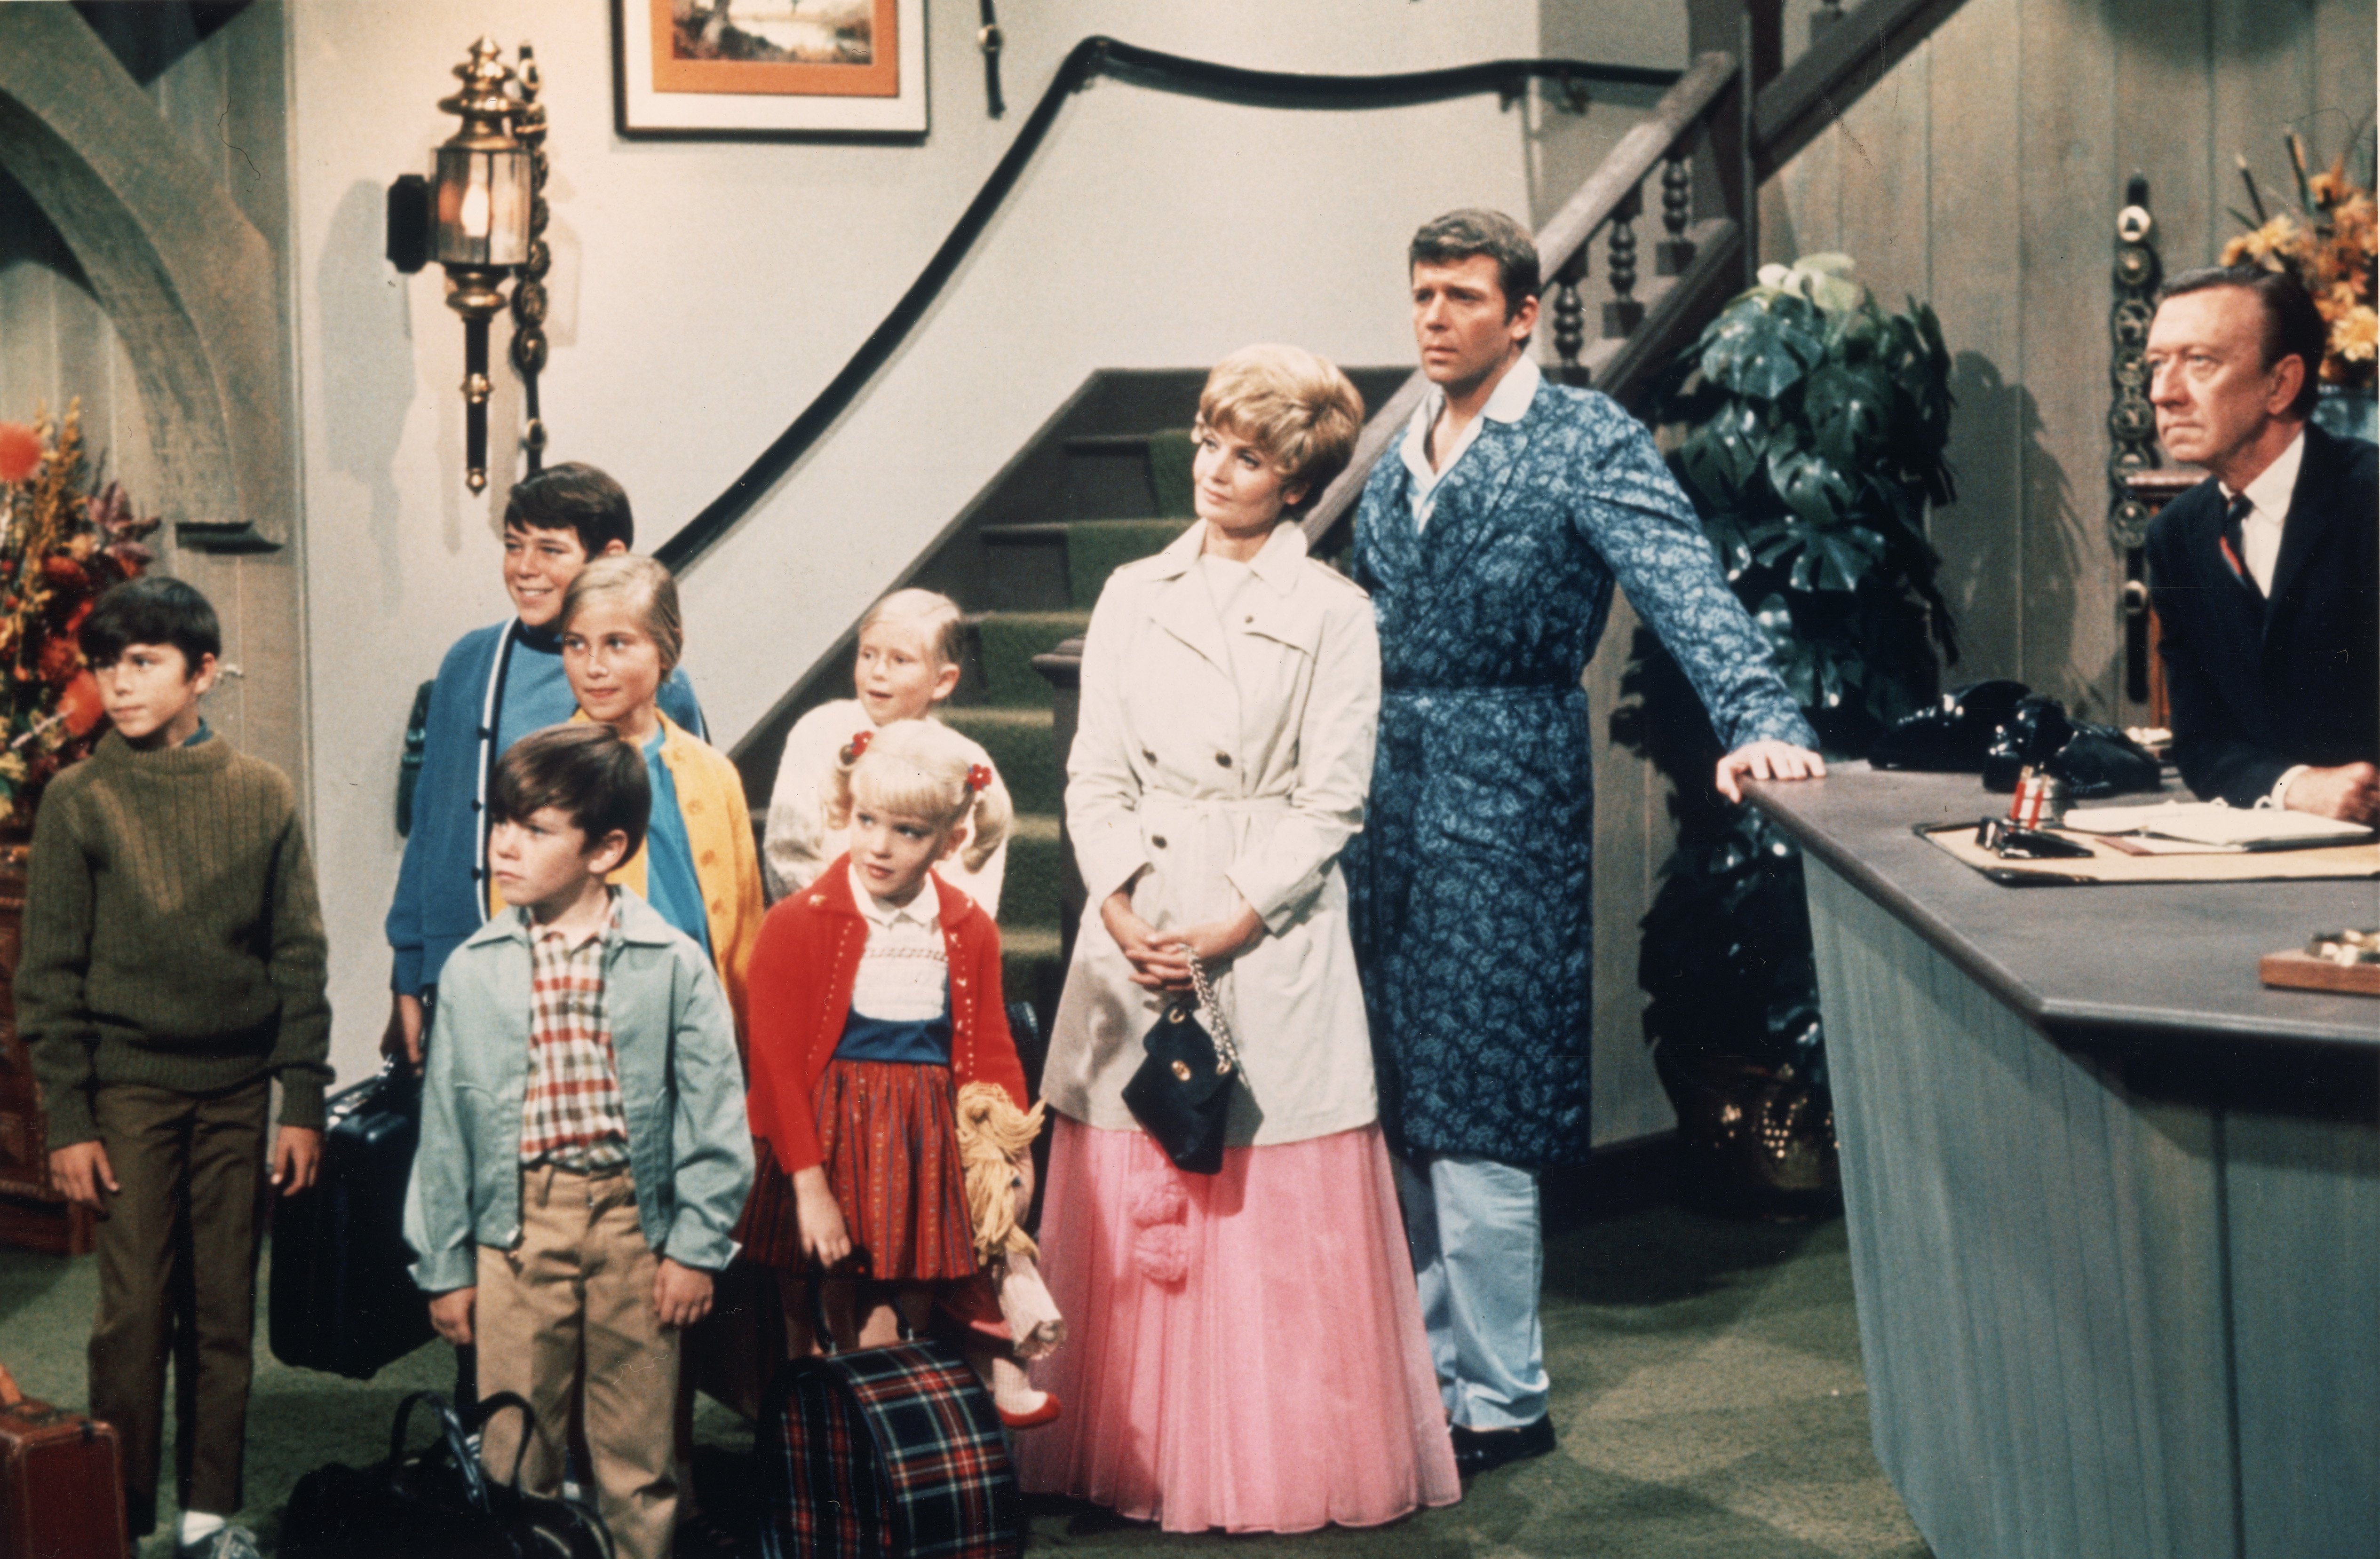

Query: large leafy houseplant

[1610,255,1957,1205]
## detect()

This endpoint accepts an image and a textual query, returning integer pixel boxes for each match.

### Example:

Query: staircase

[728,0,1981,1069]
[732,367,1410,1068]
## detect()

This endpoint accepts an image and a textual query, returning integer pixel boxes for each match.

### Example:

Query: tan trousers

[476,1164,678,1559]
[89,1079,270,1537]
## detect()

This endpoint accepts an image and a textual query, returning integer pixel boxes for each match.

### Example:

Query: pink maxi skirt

[1013,1116,1460,1533]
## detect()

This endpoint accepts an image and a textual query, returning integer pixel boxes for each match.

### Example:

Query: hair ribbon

[845,729,873,762]
[966,763,992,793]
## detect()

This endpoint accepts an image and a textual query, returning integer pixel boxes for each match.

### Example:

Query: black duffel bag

[283,1391,611,1559]
[271,1060,436,1379]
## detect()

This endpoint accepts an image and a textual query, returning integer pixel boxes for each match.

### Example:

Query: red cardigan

[744,855,1028,1176]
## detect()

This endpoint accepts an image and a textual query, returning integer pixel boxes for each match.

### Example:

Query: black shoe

[1449,1416,1557,1478]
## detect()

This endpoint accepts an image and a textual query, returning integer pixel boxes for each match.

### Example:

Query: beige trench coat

[1042,521,1383,1148]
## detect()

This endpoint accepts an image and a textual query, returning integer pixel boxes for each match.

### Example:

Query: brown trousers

[88,1078,271,1537]
[476,1164,679,1559]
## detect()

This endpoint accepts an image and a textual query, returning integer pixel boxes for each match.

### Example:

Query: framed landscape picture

[614,0,928,138]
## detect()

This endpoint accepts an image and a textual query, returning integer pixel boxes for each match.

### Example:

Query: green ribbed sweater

[19,730,332,1149]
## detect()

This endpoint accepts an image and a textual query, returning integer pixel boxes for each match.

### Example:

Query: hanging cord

[652,35,1674,571]
[510,43,552,474]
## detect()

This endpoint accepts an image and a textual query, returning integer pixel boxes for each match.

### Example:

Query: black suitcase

[270,1061,436,1378]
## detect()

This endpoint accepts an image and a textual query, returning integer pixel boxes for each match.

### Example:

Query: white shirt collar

[849,863,940,931]
[2226,426,2306,520]
[1400,356,1541,520]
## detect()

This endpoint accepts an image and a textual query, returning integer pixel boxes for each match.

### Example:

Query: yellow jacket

[492,711,764,1036]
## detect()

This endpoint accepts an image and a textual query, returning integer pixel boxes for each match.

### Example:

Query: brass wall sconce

[387,37,551,495]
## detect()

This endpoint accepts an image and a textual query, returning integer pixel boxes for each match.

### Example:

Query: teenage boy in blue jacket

[382,463,704,1063]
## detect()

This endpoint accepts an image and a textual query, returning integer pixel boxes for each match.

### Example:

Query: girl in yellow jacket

[498,553,765,1032]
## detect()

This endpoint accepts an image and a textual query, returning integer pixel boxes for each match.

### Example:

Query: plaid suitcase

[0,1362,127,1559]
[757,1335,1022,1559]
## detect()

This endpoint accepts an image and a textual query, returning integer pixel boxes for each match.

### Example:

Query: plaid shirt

[518,894,632,1171]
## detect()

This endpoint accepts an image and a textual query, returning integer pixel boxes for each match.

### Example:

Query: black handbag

[1119,951,1243,1176]
[281,1391,612,1559]
[270,1060,436,1379]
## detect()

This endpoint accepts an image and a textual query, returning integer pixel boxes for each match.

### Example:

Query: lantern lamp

[432,38,532,495]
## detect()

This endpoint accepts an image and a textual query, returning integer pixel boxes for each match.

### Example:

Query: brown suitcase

[0,1362,126,1559]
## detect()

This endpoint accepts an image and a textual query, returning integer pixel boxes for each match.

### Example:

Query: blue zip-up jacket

[402,890,754,1294]
[385,619,706,996]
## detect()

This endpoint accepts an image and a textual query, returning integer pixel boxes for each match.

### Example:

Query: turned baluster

[1603,184,1645,338]
[1551,247,1588,385]
[1656,155,1695,277]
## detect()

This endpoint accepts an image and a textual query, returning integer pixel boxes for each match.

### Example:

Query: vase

[1652,1046,1842,1221]
[2311,384,2378,444]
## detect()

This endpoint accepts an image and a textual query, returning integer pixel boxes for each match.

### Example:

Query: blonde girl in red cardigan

[740,720,1032,1370]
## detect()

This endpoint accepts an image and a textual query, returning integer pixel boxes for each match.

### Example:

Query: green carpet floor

[0,1207,1928,1557]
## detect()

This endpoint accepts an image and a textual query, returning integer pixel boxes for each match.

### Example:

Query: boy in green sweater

[22,576,332,1559]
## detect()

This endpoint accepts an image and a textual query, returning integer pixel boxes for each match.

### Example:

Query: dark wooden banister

[1297,50,1742,551]
[1752,0,1970,176]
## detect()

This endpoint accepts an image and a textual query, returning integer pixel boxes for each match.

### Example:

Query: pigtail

[824,729,871,832]
[959,759,1012,873]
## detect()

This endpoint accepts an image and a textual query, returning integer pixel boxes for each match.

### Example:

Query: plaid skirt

[741,1059,977,1283]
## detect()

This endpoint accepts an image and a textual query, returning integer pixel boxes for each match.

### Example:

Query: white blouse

[847,864,948,1022]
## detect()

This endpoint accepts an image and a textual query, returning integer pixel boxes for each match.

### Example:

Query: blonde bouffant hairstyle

[826,717,1012,875]
[1193,343,1365,506]
[559,554,685,676]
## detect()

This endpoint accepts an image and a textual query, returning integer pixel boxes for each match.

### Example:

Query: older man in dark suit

[2144,264,2380,824]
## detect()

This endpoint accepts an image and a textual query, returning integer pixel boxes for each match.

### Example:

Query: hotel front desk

[1746,766,2377,1559]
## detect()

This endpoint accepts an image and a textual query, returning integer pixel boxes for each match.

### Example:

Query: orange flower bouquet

[0,401,159,818]
[2222,132,2378,392]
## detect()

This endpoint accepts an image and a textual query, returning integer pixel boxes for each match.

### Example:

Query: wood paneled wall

[1768,0,2375,718]
[0,4,305,793]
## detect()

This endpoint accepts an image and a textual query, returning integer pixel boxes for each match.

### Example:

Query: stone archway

[0,3,286,550]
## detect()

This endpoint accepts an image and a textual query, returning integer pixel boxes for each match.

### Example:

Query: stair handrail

[652,37,1682,574]
[1297,49,1742,552]
[1751,0,1967,178]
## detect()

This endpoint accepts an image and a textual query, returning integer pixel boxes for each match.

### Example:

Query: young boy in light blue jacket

[404,722,752,1559]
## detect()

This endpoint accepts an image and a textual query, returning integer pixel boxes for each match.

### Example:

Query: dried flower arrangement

[2222,130,2378,390]
[0,402,160,819]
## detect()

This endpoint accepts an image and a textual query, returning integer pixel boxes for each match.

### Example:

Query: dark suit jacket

[2146,421,2379,807]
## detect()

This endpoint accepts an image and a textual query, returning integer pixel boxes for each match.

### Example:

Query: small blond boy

[762,588,1010,910]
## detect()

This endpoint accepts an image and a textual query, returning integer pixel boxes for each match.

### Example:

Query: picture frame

[613,0,928,139]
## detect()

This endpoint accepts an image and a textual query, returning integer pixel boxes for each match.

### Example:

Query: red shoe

[998,1392,1063,1430]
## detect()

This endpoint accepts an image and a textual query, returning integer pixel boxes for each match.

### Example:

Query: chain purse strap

[1182,950,1243,1076]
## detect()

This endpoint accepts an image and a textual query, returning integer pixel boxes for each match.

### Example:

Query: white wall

[288,0,1676,1089]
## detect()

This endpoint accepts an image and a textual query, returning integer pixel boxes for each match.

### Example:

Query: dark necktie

[2220,491,2260,598]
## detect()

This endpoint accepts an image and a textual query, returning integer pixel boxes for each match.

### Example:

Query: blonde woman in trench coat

[1014,346,1460,1533]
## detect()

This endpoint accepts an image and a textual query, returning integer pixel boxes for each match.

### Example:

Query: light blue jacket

[403,890,754,1294]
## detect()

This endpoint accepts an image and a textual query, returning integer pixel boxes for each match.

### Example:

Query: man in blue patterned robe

[1345,210,1824,1476]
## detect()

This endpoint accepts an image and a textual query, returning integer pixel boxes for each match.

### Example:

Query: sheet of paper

[2062,800,2373,848]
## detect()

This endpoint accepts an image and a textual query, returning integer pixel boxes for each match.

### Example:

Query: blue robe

[1346,379,1814,1167]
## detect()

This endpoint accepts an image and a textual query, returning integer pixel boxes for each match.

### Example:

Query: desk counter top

[1745,764,2380,1053]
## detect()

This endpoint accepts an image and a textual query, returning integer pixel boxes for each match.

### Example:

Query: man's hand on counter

[1716,741,1828,804]
[2284,762,2380,825]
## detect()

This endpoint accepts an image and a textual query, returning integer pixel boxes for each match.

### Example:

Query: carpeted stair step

[938,706,1062,816]
[1145,428,1198,517]
[972,609,1090,708]
[1062,518,1193,608]
[996,813,1064,939]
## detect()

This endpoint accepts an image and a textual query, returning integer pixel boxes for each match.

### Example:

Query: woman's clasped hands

[1101,881,1263,991]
